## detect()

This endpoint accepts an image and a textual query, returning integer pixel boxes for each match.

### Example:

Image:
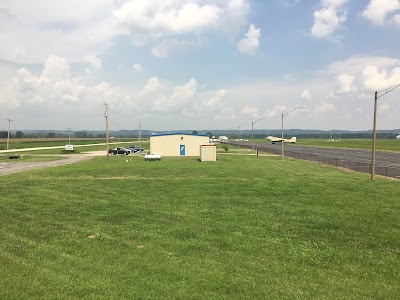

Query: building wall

[150,134,210,156]
[200,145,216,162]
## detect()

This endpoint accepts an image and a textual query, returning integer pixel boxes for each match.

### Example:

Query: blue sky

[1,0,399,132]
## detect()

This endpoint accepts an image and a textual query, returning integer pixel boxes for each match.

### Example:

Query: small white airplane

[266,136,297,144]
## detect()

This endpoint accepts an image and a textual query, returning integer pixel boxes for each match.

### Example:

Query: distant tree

[16,131,24,138]
[0,131,8,138]
[192,130,198,135]
[47,132,56,138]
[206,131,213,138]
[75,131,88,138]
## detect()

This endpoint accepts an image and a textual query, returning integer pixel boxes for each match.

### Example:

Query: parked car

[127,146,144,153]
[108,147,131,155]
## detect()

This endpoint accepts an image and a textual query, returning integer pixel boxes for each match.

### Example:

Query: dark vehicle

[127,146,144,153]
[108,147,131,155]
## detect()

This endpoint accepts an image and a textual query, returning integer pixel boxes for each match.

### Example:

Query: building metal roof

[150,132,208,137]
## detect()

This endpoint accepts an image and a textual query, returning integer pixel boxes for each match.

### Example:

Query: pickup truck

[108,147,131,155]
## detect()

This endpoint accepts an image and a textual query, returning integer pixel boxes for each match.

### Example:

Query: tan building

[200,145,217,162]
[150,133,210,157]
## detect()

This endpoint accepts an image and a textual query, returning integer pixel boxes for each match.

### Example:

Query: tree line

[0,131,106,139]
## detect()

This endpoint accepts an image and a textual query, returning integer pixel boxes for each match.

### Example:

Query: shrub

[222,145,229,152]
[61,149,79,154]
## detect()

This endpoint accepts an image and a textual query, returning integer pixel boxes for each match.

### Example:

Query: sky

[0,0,400,132]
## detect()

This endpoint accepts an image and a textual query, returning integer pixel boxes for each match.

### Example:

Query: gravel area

[0,151,106,176]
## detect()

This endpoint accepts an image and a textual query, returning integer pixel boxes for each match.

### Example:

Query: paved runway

[228,141,400,178]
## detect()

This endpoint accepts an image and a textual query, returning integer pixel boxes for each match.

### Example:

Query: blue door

[180,145,186,156]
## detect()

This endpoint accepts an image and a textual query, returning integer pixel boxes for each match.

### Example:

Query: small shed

[200,145,217,162]
[150,133,210,157]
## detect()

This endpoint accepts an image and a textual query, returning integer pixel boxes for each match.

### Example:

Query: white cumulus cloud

[113,1,221,36]
[237,24,260,55]
[0,1,117,64]
[311,0,349,38]
[315,102,335,113]
[152,78,197,113]
[264,105,289,118]
[202,89,226,111]
[140,77,162,95]
[112,1,251,56]
[84,55,102,70]
[301,89,312,101]
[0,55,120,116]
[393,13,400,24]
[132,64,143,72]
[239,105,259,118]
[362,65,400,90]
[42,55,71,82]
[335,73,356,94]
[152,39,199,58]
[361,0,400,26]
[323,56,400,97]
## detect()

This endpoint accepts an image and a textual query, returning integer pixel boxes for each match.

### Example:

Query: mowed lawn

[1,154,399,299]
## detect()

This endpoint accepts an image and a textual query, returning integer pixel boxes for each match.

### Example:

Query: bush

[222,145,229,152]
[61,149,79,154]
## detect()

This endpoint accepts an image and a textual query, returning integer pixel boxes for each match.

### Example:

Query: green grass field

[0,139,106,150]
[0,141,150,155]
[0,155,65,163]
[1,154,399,299]
[0,139,147,151]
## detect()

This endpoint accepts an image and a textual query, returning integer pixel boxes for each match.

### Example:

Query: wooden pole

[105,103,109,159]
[371,91,377,179]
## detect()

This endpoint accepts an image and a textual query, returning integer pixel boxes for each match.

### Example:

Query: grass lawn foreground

[0,154,399,299]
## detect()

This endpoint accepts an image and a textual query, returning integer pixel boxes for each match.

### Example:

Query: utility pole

[371,91,378,180]
[104,103,109,159]
[66,127,72,144]
[228,126,236,141]
[237,121,250,148]
[5,118,13,150]
[138,121,142,147]
[371,83,400,179]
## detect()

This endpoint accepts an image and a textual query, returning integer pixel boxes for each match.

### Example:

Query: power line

[377,83,400,98]
[108,118,128,131]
